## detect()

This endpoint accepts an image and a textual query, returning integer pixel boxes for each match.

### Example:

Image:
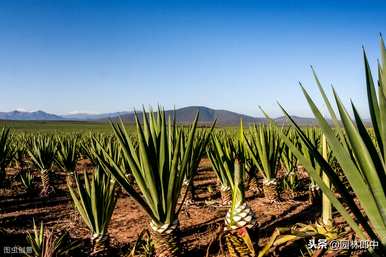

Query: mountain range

[0,106,320,126]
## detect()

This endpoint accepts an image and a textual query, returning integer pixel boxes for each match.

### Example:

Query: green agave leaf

[278,104,381,243]
[93,108,201,226]
[365,50,383,155]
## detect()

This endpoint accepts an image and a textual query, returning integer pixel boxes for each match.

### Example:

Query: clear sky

[0,0,385,118]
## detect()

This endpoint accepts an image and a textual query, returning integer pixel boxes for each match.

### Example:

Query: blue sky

[0,0,385,117]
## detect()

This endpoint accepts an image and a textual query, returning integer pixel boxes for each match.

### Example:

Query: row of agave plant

[208,124,332,206]
[0,38,385,257]
[0,130,118,196]
[1,117,325,256]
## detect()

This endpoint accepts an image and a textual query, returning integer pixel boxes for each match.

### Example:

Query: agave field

[0,41,385,257]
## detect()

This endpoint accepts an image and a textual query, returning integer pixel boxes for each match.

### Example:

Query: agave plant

[56,136,80,187]
[280,130,300,197]
[244,157,260,194]
[280,130,298,175]
[239,126,260,195]
[26,219,45,257]
[243,123,283,202]
[83,134,124,168]
[280,170,300,198]
[258,221,342,257]
[82,134,102,166]
[28,136,57,197]
[278,38,386,255]
[20,171,36,194]
[207,132,239,205]
[224,158,257,257]
[13,139,28,173]
[92,109,199,257]
[84,134,131,197]
[0,128,15,185]
[129,230,155,257]
[300,128,322,204]
[68,167,117,256]
[26,219,79,257]
[180,125,214,203]
[209,124,257,256]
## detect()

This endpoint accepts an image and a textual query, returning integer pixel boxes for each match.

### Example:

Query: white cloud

[66,110,97,115]
[15,108,30,112]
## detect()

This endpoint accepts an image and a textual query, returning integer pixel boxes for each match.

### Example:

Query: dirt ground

[0,159,323,257]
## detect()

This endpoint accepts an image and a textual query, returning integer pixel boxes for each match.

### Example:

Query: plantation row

[0,116,381,256]
[1,39,385,257]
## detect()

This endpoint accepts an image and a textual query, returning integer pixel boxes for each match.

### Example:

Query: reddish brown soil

[0,159,323,257]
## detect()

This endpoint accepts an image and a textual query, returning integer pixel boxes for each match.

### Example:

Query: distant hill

[63,111,129,120]
[111,106,266,125]
[0,107,321,126]
[0,110,64,121]
[273,116,320,126]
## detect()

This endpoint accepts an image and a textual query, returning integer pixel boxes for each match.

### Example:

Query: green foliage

[207,132,242,189]
[128,230,155,257]
[20,171,35,193]
[56,136,80,174]
[68,168,117,238]
[281,130,299,173]
[12,136,27,168]
[0,120,116,134]
[278,38,386,254]
[207,123,250,219]
[26,219,44,257]
[26,219,78,257]
[27,136,57,171]
[93,108,199,226]
[228,159,245,215]
[0,128,15,181]
[182,124,214,185]
[244,124,283,181]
